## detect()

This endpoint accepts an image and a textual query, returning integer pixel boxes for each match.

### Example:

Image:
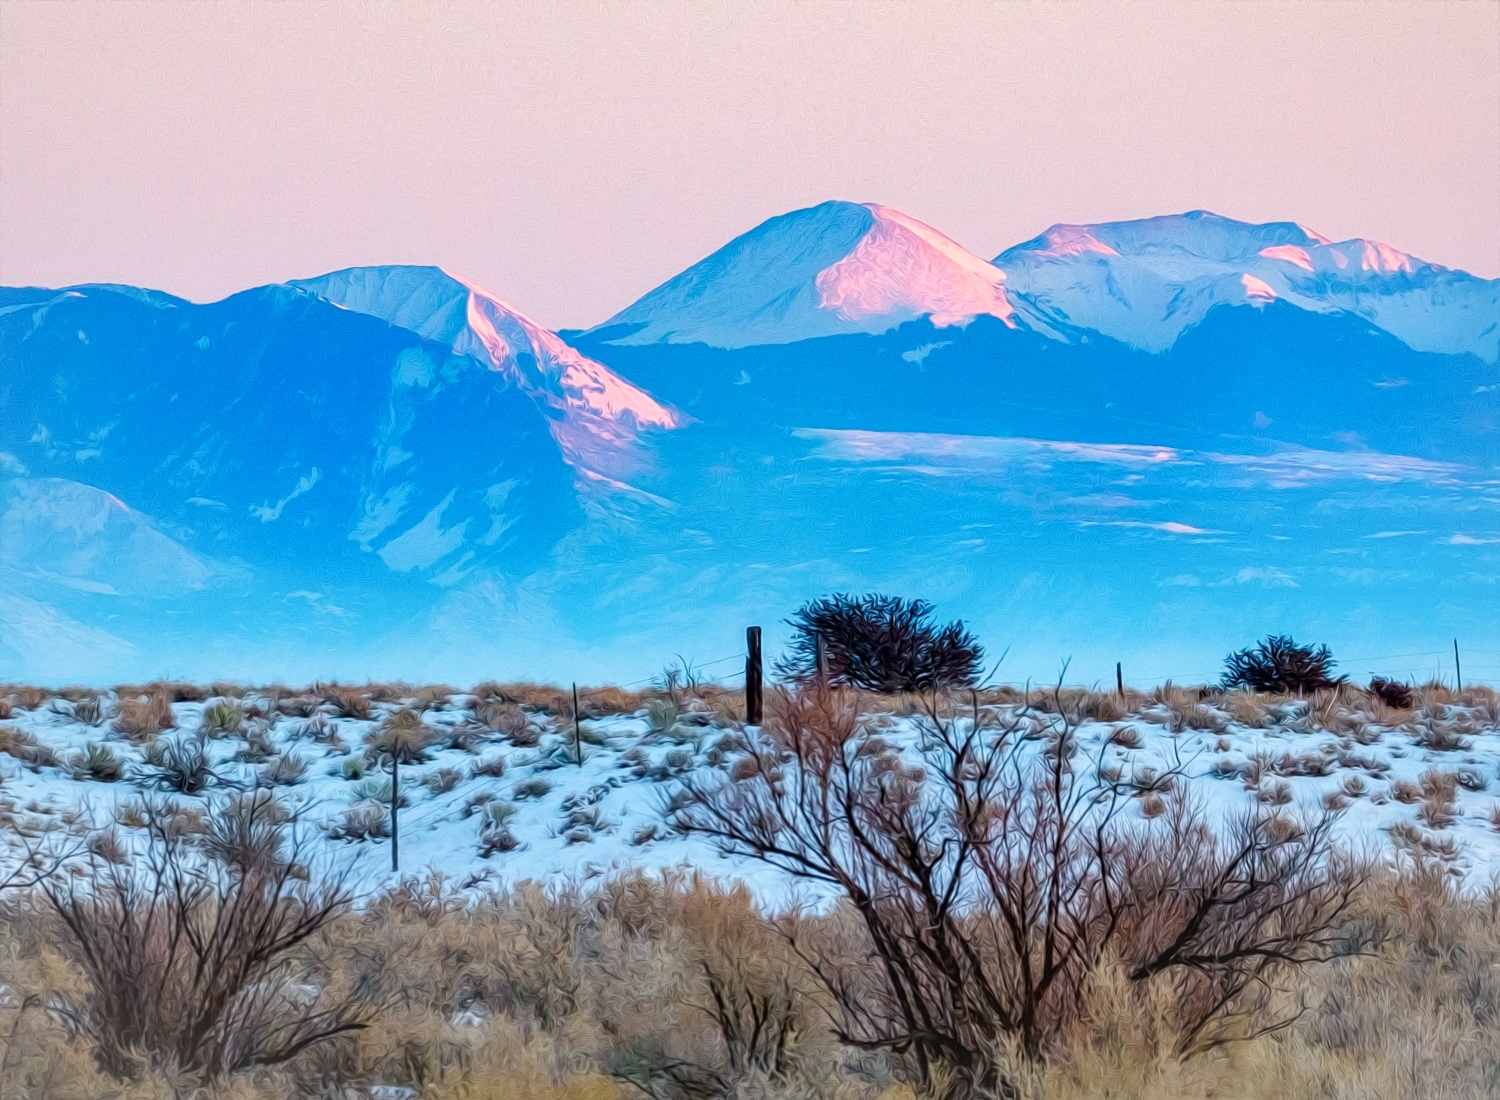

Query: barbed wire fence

[596,644,1500,693]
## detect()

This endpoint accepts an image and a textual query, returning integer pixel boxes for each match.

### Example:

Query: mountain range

[2,203,1497,685]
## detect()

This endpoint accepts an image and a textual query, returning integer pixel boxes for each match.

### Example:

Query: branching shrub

[671,687,1362,1096]
[41,795,370,1084]
[138,732,222,794]
[1222,635,1344,695]
[777,593,983,692]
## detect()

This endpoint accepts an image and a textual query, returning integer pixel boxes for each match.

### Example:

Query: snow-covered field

[4,686,1500,901]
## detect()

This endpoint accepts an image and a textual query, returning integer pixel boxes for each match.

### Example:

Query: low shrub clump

[1222,635,1344,695]
[777,592,984,692]
[110,687,178,739]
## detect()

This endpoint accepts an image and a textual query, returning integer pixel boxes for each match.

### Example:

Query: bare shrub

[670,686,1361,1095]
[1413,717,1470,753]
[41,795,369,1084]
[138,732,222,794]
[316,682,372,720]
[777,593,984,692]
[259,753,308,787]
[55,693,105,726]
[274,692,324,718]
[479,800,521,856]
[1368,678,1414,710]
[364,707,439,765]
[512,776,552,801]
[473,697,536,743]
[423,765,464,795]
[69,742,125,782]
[1222,635,1343,695]
[200,697,247,736]
[473,753,507,778]
[4,685,50,710]
[110,686,177,739]
[411,684,457,710]
[0,726,61,770]
[1416,770,1459,829]
[327,802,389,842]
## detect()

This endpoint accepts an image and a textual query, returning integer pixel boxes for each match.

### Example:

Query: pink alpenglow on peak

[460,280,681,482]
[1360,240,1417,275]
[1241,273,1278,302]
[462,285,678,432]
[1027,225,1121,259]
[1258,244,1316,272]
[815,205,1015,329]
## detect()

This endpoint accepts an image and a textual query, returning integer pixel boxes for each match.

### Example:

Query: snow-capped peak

[996,211,1498,361]
[595,201,1014,348]
[814,204,1014,329]
[293,266,681,480]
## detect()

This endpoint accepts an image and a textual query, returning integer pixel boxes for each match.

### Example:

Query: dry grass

[0,725,62,770]
[110,686,178,739]
[0,858,1497,1100]
[2,684,50,710]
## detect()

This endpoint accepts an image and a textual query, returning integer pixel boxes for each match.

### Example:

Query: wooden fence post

[1116,661,1124,700]
[572,682,582,766]
[1454,639,1463,693]
[390,749,400,874]
[746,626,763,725]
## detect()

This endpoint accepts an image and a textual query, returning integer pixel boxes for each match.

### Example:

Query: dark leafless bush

[42,794,369,1084]
[138,732,224,794]
[1368,678,1414,710]
[670,686,1362,1098]
[1221,636,1344,695]
[777,593,984,693]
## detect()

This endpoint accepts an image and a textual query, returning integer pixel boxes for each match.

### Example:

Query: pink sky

[2,1,1496,329]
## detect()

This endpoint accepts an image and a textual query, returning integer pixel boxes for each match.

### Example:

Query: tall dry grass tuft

[2,684,51,711]
[110,686,177,739]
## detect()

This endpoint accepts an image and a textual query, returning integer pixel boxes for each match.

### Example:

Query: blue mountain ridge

[2,205,1498,685]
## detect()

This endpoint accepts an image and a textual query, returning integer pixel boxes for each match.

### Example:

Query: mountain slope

[293,266,682,485]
